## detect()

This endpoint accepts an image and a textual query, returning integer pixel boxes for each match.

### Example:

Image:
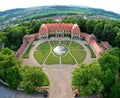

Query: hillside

[0,6,120,29]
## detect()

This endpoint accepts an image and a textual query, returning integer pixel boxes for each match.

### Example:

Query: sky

[0,0,120,14]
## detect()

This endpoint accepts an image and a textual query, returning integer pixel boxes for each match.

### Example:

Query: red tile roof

[90,40,102,55]
[81,32,102,55]
[39,23,80,34]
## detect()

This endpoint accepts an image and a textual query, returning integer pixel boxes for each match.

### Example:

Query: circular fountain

[53,45,67,56]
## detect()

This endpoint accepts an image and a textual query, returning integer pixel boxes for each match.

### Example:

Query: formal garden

[34,40,86,65]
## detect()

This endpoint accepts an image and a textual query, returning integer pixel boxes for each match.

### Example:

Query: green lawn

[61,41,70,47]
[70,41,86,64]
[85,44,96,58]
[50,41,59,47]
[23,44,34,58]
[34,41,50,64]
[61,53,76,64]
[37,41,50,50]
[45,53,59,65]
[34,51,49,64]
[71,50,86,64]
[34,40,87,65]
[70,41,84,49]
[42,72,50,86]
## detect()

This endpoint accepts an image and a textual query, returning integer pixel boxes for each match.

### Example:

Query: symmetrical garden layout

[34,40,86,65]
[21,38,97,98]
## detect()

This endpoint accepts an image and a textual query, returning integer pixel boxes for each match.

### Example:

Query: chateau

[39,23,81,39]
[16,23,111,59]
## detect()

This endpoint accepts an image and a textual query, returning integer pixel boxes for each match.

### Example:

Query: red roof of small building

[31,33,39,38]
[90,40,102,55]
[80,33,89,39]
[81,32,102,55]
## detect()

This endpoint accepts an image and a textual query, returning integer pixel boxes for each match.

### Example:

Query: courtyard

[34,39,86,65]
[20,37,97,98]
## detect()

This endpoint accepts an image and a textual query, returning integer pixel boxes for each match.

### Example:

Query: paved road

[43,65,75,98]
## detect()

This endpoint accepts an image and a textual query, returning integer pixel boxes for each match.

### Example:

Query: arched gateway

[39,23,81,39]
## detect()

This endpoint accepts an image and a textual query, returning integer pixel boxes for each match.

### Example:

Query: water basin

[53,45,67,56]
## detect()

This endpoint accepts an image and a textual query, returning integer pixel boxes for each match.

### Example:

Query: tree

[72,63,104,96]
[0,48,20,79]
[93,21,104,41]
[0,48,22,90]
[107,47,120,61]
[30,20,41,33]
[115,32,120,48]
[102,23,116,45]
[62,17,76,23]
[23,81,36,93]
[85,20,96,34]
[76,18,87,32]
[0,32,6,49]
[20,66,45,93]
[109,78,120,98]
[6,65,21,89]
[98,53,119,75]
[6,26,25,50]
[98,53,120,93]
[101,69,115,92]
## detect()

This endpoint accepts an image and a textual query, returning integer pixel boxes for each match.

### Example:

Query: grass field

[37,41,50,50]
[61,41,70,47]
[45,53,59,65]
[71,50,86,64]
[42,71,50,86]
[50,41,59,47]
[61,53,76,64]
[34,41,50,64]
[70,41,84,49]
[34,40,87,65]
[23,44,34,58]
[34,51,49,64]
[85,44,96,58]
